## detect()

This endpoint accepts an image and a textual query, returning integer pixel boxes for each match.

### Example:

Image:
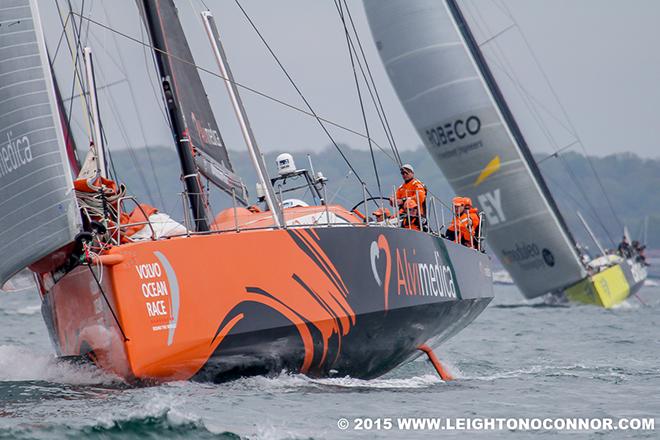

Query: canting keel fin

[418,344,454,381]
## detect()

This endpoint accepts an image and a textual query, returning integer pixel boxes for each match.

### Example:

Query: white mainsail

[364,0,587,298]
[0,0,80,285]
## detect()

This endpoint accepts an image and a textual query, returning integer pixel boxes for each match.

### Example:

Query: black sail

[138,0,246,202]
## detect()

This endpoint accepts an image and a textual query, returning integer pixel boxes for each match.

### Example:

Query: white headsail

[364,0,587,298]
[0,0,80,285]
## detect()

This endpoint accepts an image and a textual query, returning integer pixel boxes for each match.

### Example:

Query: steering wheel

[350,196,394,221]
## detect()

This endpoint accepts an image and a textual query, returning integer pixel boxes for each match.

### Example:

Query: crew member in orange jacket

[400,199,429,232]
[464,197,481,248]
[393,164,427,215]
[445,197,475,247]
[372,207,391,223]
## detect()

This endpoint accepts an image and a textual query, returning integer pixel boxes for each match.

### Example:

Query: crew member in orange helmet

[463,197,481,248]
[372,207,391,223]
[400,199,429,232]
[444,197,473,247]
[392,164,427,216]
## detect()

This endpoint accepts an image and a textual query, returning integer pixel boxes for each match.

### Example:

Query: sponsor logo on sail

[425,116,481,147]
[474,155,501,187]
[542,248,555,267]
[502,242,555,270]
[477,188,506,225]
[0,131,33,178]
[191,112,223,147]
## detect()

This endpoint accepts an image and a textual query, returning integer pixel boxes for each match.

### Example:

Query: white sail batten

[0,0,80,285]
[364,0,586,298]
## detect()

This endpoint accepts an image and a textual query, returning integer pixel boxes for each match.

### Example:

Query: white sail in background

[364,0,587,298]
[0,0,80,285]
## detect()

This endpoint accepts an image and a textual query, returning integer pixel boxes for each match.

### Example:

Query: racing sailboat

[0,0,493,383]
[364,0,647,308]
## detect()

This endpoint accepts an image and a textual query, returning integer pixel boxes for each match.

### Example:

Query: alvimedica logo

[396,249,456,299]
[0,131,33,178]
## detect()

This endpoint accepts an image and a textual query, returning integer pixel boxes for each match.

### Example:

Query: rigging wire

[50,10,71,62]
[466,1,616,245]
[335,0,382,199]
[536,140,579,165]
[482,0,624,234]
[54,0,93,142]
[230,0,374,198]
[138,11,181,215]
[332,0,400,165]
[68,11,392,168]
[229,0,372,196]
[91,61,156,202]
[97,2,166,208]
[542,173,609,254]
[339,0,402,166]
[471,49,612,245]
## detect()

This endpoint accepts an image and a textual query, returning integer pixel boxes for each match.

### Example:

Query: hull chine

[40,226,493,383]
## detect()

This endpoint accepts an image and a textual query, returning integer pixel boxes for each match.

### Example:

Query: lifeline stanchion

[417,344,453,381]
[231,188,240,232]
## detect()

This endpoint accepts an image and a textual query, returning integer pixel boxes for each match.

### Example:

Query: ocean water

[0,281,658,439]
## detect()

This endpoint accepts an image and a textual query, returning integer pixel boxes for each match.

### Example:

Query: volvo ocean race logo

[370,234,456,311]
[135,252,180,345]
[502,242,555,270]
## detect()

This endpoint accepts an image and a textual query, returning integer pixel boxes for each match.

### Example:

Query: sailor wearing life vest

[445,197,479,248]
[393,163,427,215]
[372,207,392,223]
[400,199,429,232]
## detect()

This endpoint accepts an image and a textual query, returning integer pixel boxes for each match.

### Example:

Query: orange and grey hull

[39,227,493,383]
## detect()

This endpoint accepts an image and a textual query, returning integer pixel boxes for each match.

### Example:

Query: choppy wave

[0,345,119,385]
[459,363,643,382]
[1,305,41,316]
[224,371,446,393]
[2,407,239,440]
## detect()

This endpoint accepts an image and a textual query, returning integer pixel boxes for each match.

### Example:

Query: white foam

[2,304,41,315]
[0,345,120,384]
[227,371,445,393]
[94,393,204,430]
[611,299,640,310]
[460,363,621,381]
[249,425,314,440]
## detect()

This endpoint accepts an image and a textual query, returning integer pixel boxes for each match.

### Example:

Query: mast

[201,11,283,227]
[83,47,107,178]
[138,0,210,232]
[577,211,606,257]
[445,0,581,253]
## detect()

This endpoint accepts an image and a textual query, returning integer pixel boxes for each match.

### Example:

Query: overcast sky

[43,0,660,160]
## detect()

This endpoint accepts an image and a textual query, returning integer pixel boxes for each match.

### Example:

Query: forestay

[364,0,586,298]
[137,0,247,201]
[0,0,80,285]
